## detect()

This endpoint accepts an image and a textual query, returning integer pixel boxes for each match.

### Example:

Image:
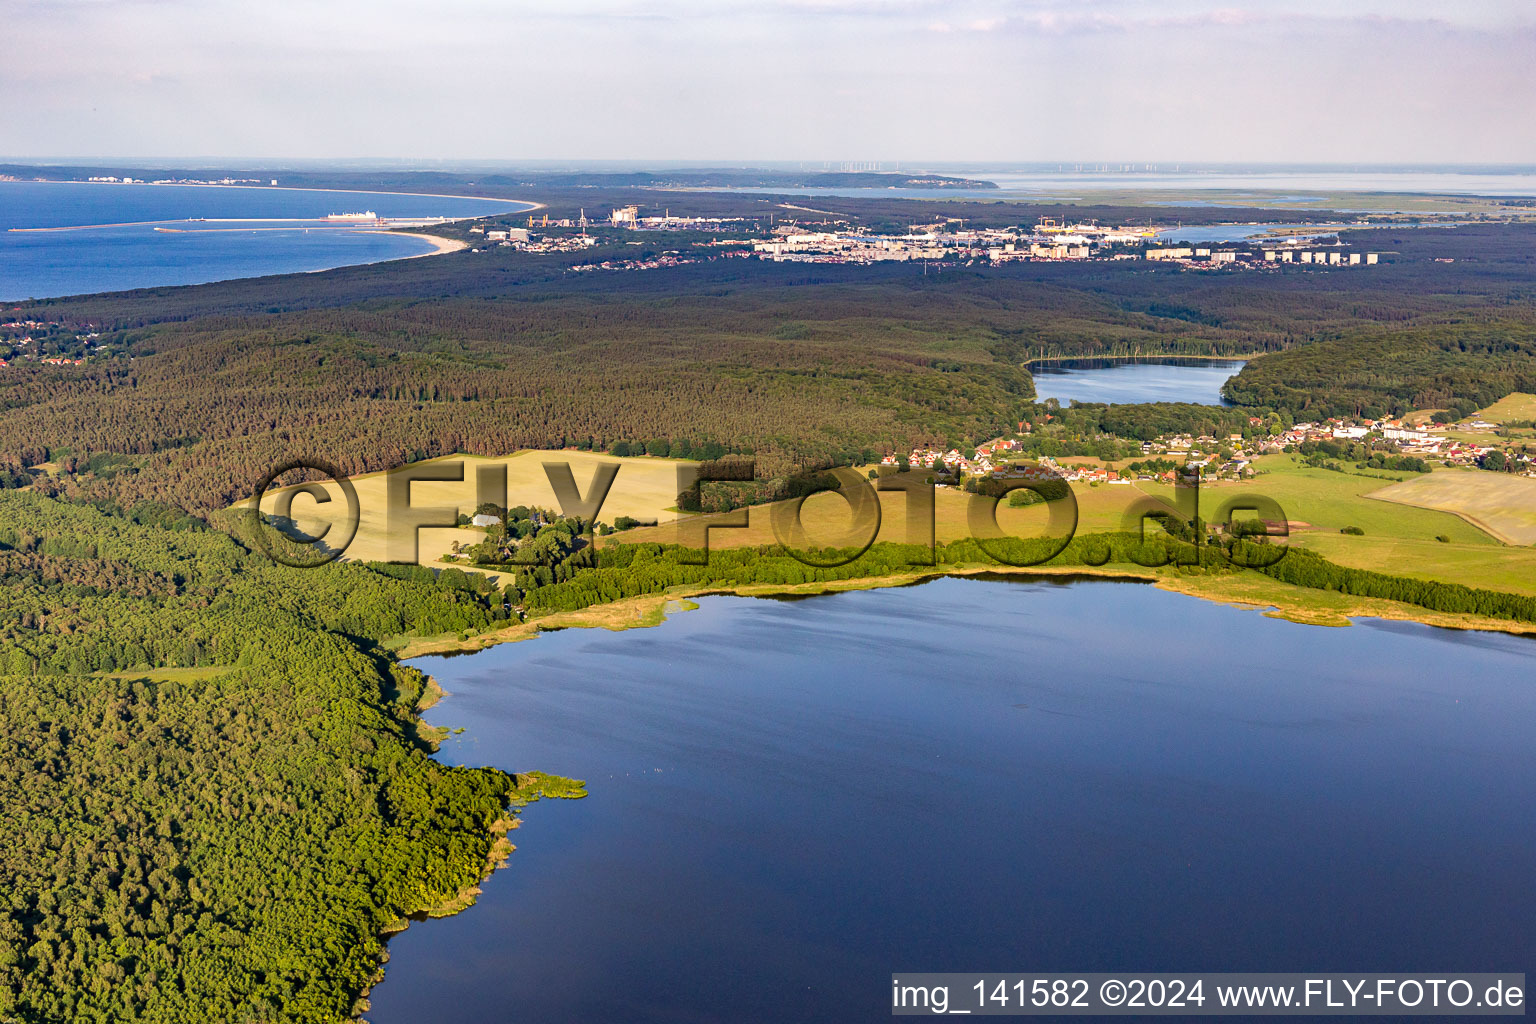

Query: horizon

[5,158,1536,170]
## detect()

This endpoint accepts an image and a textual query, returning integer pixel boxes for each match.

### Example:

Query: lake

[0,181,528,300]
[1151,223,1349,244]
[368,578,1536,1023]
[1029,357,1245,406]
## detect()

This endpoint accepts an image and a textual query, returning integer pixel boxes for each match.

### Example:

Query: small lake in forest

[1028,357,1245,406]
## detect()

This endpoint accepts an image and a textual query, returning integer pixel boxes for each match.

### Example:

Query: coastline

[3,223,491,306]
[368,229,467,259]
[357,768,584,1018]
[356,810,519,1019]
[388,560,1536,663]
[1,178,535,301]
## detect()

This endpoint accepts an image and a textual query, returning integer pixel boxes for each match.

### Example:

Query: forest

[1223,319,1536,419]
[6,223,1535,519]
[3,203,1536,1020]
[0,491,591,1021]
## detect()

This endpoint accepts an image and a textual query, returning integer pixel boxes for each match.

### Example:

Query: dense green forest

[1223,319,1536,418]
[0,491,562,1022]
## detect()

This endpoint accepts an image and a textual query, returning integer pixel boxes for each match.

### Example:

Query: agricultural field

[249,450,690,568]
[618,455,1499,555]
[1369,469,1536,546]
[1101,455,1493,545]
[611,473,1152,553]
[1477,392,1536,424]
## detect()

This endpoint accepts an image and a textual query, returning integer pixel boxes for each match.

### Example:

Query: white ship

[324,211,378,221]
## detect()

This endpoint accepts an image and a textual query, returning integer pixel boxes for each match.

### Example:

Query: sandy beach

[373,230,468,257]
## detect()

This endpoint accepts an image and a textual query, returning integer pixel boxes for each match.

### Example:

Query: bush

[1340,526,1365,535]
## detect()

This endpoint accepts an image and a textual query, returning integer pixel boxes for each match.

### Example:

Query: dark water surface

[369,578,1536,1023]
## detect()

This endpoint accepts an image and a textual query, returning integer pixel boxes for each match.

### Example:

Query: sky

[2,0,1534,165]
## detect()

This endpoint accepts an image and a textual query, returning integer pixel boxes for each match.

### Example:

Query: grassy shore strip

[390,559,1536,662]
[415,669,449,711]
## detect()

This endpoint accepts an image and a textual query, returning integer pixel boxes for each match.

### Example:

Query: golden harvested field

[1477,392,1536,424]
[1369,469,1536,546]
[615,479,1170,551]
[247,450,690,569]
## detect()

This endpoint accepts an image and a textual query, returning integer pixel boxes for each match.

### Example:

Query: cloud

[933,6,1509,36]
[0,0,1532,162]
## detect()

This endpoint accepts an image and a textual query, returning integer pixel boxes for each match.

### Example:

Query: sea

[0,180,529,301]
[697,166,1536,204]
[969,166,1536,199]
[367,578,1536,1023]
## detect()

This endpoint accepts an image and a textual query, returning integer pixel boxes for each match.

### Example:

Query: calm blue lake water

[370,578,1536,1023]
[1151,223,1348,244]
[0,181,527,300]
[1030,357,1244,406]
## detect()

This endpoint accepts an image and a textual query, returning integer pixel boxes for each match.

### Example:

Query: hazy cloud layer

[2,0,1532,162]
